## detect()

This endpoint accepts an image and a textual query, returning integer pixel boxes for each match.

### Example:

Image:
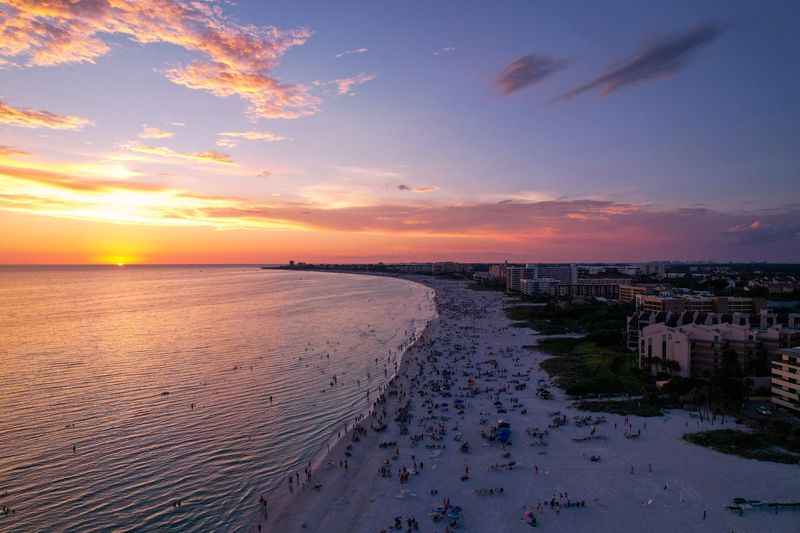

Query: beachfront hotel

[635,294,767,315]
[499,263,629,298]
[537,263,579,284]
[506,265,538,292]
[771,347,800,413]
[638,320,800,379]
[618,284,649,304]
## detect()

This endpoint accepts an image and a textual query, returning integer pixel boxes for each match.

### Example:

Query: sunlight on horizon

[0,0,797,263]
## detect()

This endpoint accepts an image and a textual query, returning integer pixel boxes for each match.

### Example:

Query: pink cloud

[138,126,174,139]
[165,61,319,119]
[0,144,29,157]
[124,142,234,165]
[0,99,91,130]
[0,0,318,119]
[1,155,798,261]
[319,73,376,95]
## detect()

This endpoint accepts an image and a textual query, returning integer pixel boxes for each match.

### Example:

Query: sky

[0,0,798,264]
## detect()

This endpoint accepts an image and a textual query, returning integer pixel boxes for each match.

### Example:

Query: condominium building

[619,285,648,304]
[555,281,620,299]
[637,322,692,378]
[536,263,578,284]
[506,265,537,292]
[578,264,640,277]
[520,277,560,297]
[635,294,766,315]
[519,276,622,299]
[626,310,753,351]
[639,322,800,378]
[771,347,800,413]
[636,294,715,313]
[489,263,508,282]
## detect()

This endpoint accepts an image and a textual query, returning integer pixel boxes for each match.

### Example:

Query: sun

[100,254,137,267]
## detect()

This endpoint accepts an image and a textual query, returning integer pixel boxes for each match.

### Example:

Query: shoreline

[256,278,799,533]
[251,274,439,531]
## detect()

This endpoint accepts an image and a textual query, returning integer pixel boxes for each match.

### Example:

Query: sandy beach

[259,278,799,533]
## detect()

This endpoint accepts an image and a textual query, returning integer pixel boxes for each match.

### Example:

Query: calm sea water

[0,266,435,532]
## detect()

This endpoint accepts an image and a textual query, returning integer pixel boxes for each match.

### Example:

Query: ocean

[0,266,435,532]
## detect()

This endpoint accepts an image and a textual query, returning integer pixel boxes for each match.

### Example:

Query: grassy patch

[505,301,632,340]
[575,399,663,417]
[683,429,800,464]
[510,300,644,397]
[537,338,644,397]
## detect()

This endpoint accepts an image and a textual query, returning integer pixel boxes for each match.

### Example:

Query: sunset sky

[1,0,798,264]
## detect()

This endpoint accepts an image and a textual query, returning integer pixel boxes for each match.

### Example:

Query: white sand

[259,279,799,532]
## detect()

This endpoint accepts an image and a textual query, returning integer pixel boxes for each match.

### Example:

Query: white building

[640,322,800,379]
[638,323,692,378]
[537,263,578,284]
[520,277,560,296]
[506,265,537,292]
[771,347,800,413]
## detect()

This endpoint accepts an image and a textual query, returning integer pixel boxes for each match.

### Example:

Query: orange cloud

[0,144,29,157]
[123,143,234,165]
[0,0,318,119]
[138,126,174,139]
[0,99,91,130]
[164,61,319,119]
[216,138,238,149]
[2,157,798,261]
[218,130,288,142]
[0,162,294,229]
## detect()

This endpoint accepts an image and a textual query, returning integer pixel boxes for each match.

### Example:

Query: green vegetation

[683,429,800,464]
[575,399,664,417]
[505,301,632,339]
[537,336,645,397]
[507,301,645,398]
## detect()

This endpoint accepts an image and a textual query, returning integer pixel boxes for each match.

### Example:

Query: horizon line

[2,261,800,267]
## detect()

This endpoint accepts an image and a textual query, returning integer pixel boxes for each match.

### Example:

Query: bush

[684,429,800,464]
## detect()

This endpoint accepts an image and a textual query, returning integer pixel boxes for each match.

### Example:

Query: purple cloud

[496,55,568,95]
[560,22,724,100]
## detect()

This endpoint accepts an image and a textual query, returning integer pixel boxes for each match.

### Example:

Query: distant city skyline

[1,0,798,264]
